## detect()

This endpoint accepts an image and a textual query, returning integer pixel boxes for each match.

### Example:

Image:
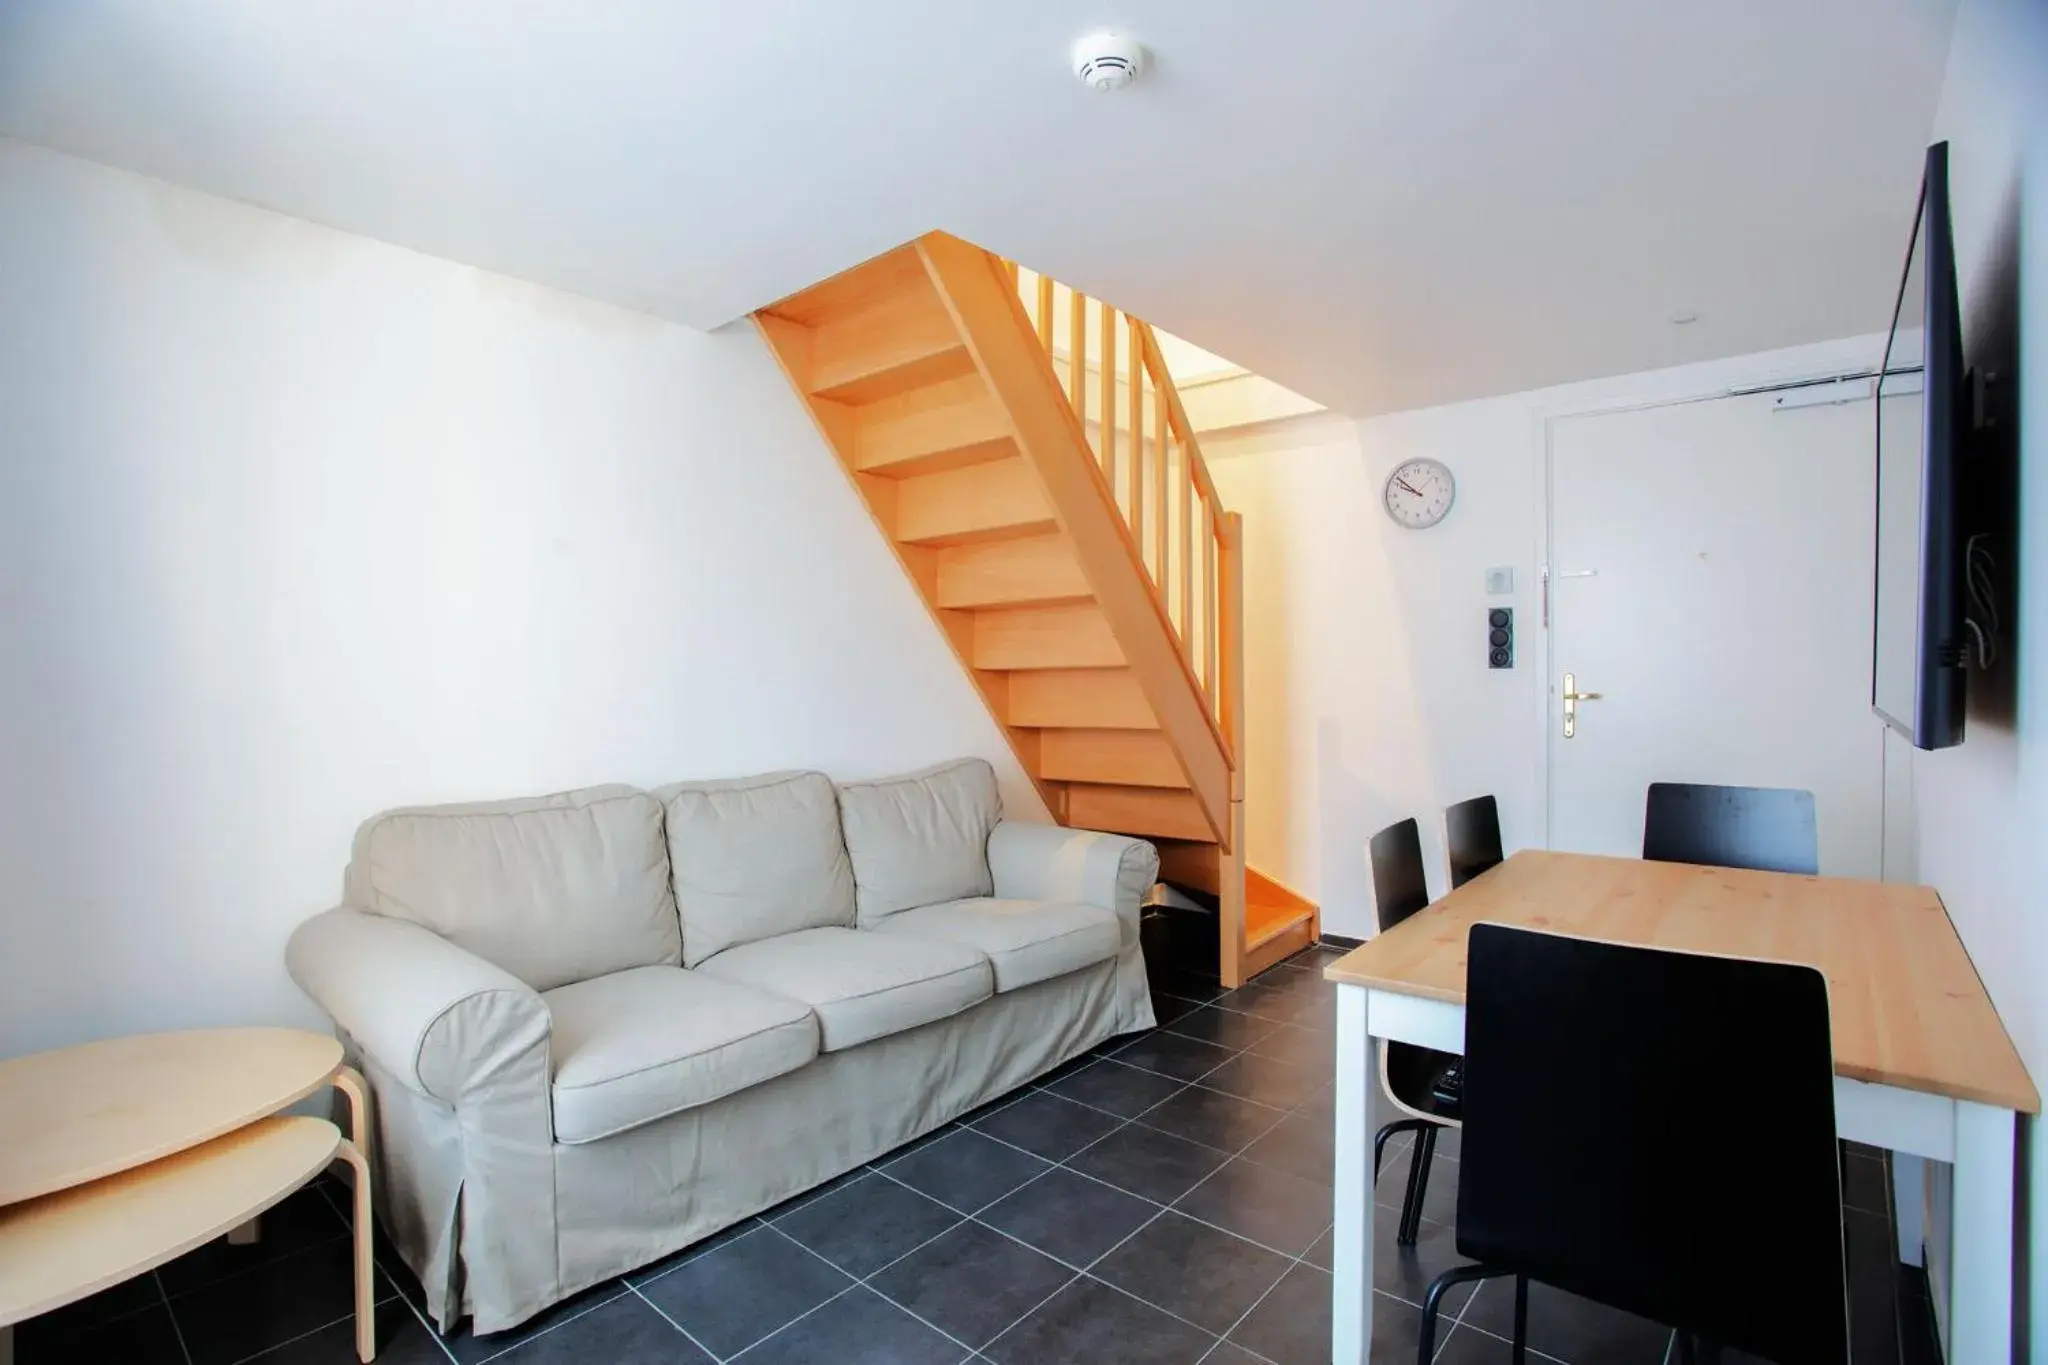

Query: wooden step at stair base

[936,533,1090,609]
[855,374,1017,477]
[974,603,1124,671]
[1037,729,1183,787]
[895,458,1054,547]
[1064,783,1215,842]
[1005,668,1156,730]
[1244,866,1320,977]
[1244,908,1317,978]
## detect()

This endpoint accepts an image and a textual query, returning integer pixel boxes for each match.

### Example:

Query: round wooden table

[0,1029,375,1362]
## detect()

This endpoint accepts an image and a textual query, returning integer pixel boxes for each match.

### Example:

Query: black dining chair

[1642,782,1819,876]
[1366,817,1461,1245]
[1444,794,1504,889]
[1416,923,1850,1365]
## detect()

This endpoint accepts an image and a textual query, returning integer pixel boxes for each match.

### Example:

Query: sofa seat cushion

[696,928,993,1052]
[871,898,1120,993]
[542,966,819,1144]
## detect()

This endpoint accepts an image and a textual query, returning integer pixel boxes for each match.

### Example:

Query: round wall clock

[1382,457,1456,529]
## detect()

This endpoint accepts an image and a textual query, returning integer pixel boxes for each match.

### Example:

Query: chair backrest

[1642,782,1819,875]
[1444,795,1504,889]
[1457,923,1848,1364]
[1368,818,1429,933]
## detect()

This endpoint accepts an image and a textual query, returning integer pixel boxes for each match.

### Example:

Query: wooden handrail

[1002,261,1240,770]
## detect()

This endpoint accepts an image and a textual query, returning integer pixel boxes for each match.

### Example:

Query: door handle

[1562,672,1603,738]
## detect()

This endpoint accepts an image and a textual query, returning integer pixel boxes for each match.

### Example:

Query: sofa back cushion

[837,758,1001,924]
[655,770,855,966]
[345,785,680,991]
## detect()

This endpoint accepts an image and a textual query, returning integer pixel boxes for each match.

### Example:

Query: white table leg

[1333,984,1374,1365]
[227,1216,262,1245]
[1891,1153,1925,1268]
[1,1321,13,1365]
[1947,1101,2016,1365]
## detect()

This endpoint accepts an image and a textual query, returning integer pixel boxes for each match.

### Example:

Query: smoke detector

[1072,33,1147,91]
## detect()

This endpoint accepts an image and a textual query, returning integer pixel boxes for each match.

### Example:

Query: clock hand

[1395,477,1423,498]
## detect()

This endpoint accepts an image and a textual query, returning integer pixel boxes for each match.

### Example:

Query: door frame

[1532,344,1885,850]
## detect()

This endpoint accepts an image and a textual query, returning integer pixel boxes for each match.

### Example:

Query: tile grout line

[859,1124,1270,1357]
[315,1177,462,1364]
[639,961,1333,1365]
[466,1282,634,1364]
[955,1069,1332,1266]
[662,1086,1157,1362]
[748,1220,989,1364]
[943,1064,1336,1361]
[623,1279,732,1364]
[726,1101,1164,1364]
[153,1269,196,1365]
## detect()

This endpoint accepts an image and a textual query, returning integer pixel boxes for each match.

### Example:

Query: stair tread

[895,457,1055,548]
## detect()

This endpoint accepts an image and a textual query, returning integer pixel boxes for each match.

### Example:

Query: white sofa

[285,759,1158,1333]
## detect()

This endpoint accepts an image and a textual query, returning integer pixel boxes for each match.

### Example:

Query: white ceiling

[0,1,1955,415]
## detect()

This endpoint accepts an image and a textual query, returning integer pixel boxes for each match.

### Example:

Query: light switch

[1485,566,1515,596]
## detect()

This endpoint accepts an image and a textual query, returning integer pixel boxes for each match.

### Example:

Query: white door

[1546,392,1886,877]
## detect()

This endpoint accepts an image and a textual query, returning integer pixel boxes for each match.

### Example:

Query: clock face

[1383,458,1456,529]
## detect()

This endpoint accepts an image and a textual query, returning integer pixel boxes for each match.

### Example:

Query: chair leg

[1417,1264,1515,1365]
[1398,1124,1437,1245]
[1374,1118,1430,1182]
[1511,1274,1528,1364]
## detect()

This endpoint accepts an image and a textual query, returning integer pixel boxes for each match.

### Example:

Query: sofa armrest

[987,821,1158,942]
[286,907,551,1106]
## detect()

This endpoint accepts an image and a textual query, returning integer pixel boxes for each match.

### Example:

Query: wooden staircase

[755,232,1316,985]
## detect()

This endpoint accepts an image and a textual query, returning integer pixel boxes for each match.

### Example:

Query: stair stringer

[914,232,1232,847]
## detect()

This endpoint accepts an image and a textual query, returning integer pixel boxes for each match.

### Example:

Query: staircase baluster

[1099,301,1115,480]
[1180,436,1194,661]
[1068,287,1087,442]
[1151,354,1168,587]
[1205,507,1219,706]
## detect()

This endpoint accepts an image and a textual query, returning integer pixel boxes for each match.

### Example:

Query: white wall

[0,139,1043,1058]
[1207,332,1886,939]
[1910,0,2048,1351]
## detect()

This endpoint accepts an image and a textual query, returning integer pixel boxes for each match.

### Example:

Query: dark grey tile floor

[19,945,1939,1365]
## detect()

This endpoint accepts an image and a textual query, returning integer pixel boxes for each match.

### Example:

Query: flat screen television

[1872,141,1966,750]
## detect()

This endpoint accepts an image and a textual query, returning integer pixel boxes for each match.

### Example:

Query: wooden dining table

[1323,850,2038,1364]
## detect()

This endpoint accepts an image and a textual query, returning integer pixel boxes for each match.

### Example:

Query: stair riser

[973,606,1123,671]
[1036,729,1185,787]
[895,459,1055,548]
[935,535,1091,610]
[855,375,1018,478]
[1063,784,1215,842]
[1004,669,1157,730]
[806,284,971,403]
